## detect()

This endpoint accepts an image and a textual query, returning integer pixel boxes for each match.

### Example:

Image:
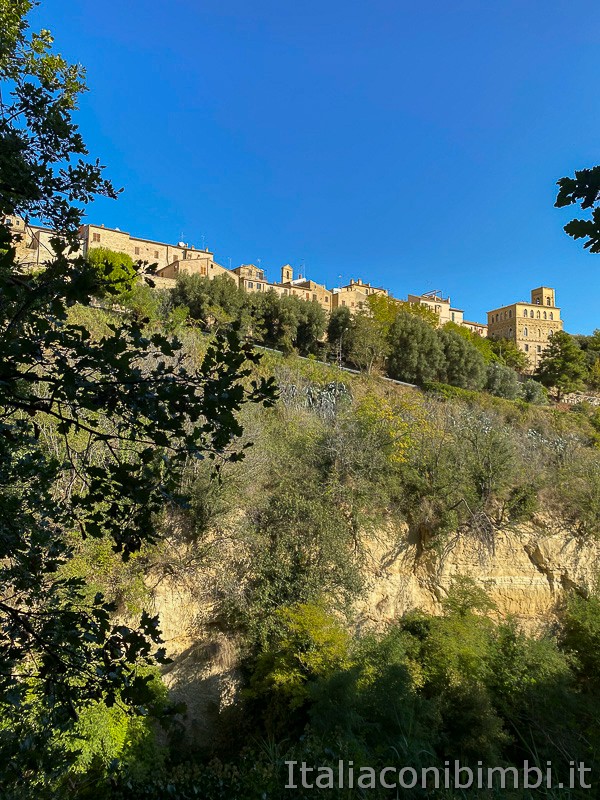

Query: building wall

[79,224,213,273]
[462,320,488,337]
[233,264,269,293]
[332,278,388,313]
[487,288,563,371]
[407,293,464,326]
[277,278,333,312]
[6,216,66,268]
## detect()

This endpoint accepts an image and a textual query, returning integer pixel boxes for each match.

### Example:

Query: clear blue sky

[36,0,600,332]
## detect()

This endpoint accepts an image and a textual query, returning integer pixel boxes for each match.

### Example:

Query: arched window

[536,298,540,304]
[523,309,528,317]
[549,329,554,336]
[549,312,554,320]
[536,310,540,318]
[523,327,528,337]
[509,327,513,335]
[530,310,534,318]
[546,298,551,306]
[543,311,547,319]
[509,309,512,317]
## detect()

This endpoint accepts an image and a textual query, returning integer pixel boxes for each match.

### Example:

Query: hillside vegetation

[5,3,600,797]
[28,301,600,799]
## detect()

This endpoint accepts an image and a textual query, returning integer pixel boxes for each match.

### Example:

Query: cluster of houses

[8,216,563,370]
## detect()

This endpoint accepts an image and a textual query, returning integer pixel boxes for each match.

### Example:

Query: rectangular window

[342,300,346,306]
[92,232,101,242]
[312,293,317,301]
[248,281,254,289]
[537,345,542,353]
[154,250,159,259]
[325,296,329,302]
[524,344,529,352]
[135,247,140,255]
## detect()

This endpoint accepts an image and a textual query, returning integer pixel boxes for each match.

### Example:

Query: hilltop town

[9,214,563,371]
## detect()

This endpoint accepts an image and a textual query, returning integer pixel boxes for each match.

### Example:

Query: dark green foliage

[387,311,446,384]
[170,272,247,327]
[535,331,587,400]
[559,590,600,690]
[344,310,390,373]
[325,305,352,357]
[520,378,549,404]
[438,328,487,390]
[0,1,277,791]
[485,362,521,399]
[168,279,327,356]
[488,337,529,371]
[111,584,600,799]
[556,165,600,253]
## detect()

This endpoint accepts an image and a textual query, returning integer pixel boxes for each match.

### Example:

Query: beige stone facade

[8,217,558,353]
[6,215,67,269]
[78,222,241,285]
[232,264,269,293]
[78,223,227,277]
[276,266,333,312]
[462,320,488,337]
[331,278,388,312]
[407,291,489,336]
[160,257,236,282]
[487,287,563,372]
[407,291,464,326]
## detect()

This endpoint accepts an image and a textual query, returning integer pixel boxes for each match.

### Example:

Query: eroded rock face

[147,522,600,742]
[358,522,600,630]
[148,566,241,746]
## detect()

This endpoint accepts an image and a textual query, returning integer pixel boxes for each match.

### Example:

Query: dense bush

[386,311,446,383]
[86,246,137,295]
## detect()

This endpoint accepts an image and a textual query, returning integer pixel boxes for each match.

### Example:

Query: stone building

[407,290,464,326]
[5,215,64,269]
[78,222,225,275]
[487,287,563,372]
[462,320,488,337]
[331,278,388,312]
[77,222,241,288]
[233,264,269,293]
[406,290,487,336]
[275,266,333,312]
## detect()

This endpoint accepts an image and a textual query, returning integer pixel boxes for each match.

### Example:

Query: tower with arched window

[486,286,563,372]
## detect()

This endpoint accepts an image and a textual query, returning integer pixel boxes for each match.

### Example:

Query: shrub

[86,246,137,295]
[486,362,521,400]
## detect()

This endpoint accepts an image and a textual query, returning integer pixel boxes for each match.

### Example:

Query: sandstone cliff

[146,521,600,740]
